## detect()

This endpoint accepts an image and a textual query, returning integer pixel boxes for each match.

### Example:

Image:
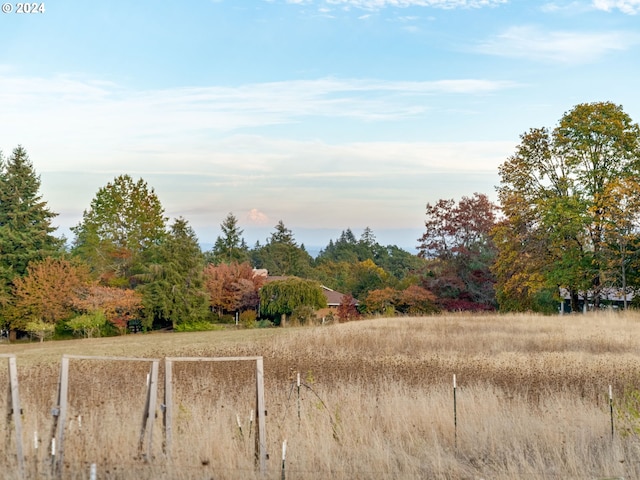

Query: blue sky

[1,0,639,251]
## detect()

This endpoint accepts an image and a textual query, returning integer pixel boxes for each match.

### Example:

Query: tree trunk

[570,290,579,313]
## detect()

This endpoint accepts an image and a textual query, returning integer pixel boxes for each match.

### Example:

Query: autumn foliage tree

[203,261,265,316]
[417,193,498,310]
[364,285,437,316]
[9,258,90,331]
[494,102,640,311]
[71,285,143,334]
[364,287,399,315]
[336,293,360,322]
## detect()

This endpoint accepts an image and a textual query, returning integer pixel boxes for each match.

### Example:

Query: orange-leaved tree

[203,261,265,316]
[71,285,143,334]
[10,257,90,331]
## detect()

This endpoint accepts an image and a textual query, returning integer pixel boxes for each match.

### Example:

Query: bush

[290,305,318,325]
[66,311,107,338]
[214,314,236,325]
[24,320,55,342]
[174,320,223,332]
[239,310,257,328]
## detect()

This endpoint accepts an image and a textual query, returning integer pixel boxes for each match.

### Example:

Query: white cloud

[593,0,640,14]
[476,26,640,63]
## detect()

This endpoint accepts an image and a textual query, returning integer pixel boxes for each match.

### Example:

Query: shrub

[24,320,55,342]
[337,294,360,322]
[66,311,107,338]
[174,320,223,332]
[290,305,318,325]
[239,310,257,328]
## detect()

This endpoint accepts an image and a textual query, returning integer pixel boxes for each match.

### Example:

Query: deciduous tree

[9,258,90,331]
[495,102,640,311]
[259,277,326,324]
[418,193,498,310]
[203,261,264,315]
[71,174,167,287]
[72,285,143,334]
[336,293,360,322]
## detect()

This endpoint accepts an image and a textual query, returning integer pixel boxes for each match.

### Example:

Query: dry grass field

[1,311,640,479]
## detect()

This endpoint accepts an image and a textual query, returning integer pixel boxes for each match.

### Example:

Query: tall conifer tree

[0,146,62,319]
[140,217,209,329]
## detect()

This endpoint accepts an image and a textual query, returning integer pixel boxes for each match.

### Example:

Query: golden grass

[1,311,640,479]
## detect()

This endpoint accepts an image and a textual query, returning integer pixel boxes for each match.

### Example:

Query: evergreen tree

[208,212,249,264]
[251,221,312,276]
[139,217,210,329]
[0,146,63,325]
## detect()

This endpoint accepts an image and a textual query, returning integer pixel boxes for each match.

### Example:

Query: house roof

[322,286,347,307]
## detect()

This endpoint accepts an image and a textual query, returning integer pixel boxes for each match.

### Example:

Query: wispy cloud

[475,26,640,63]
[0,73,517,169]
[321,0,507,9]
[592,0,640,14]
[1,72,515,240]
[38,134,510,235]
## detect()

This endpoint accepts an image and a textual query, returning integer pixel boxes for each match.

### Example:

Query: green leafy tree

[139,218,210,329]
[71,174,167,287]
[66,311,107,338]
[207,212,249,264]
[24,320,55,342]
[259,277,326,324]
[0,147,63,326]
[495,102,640,311]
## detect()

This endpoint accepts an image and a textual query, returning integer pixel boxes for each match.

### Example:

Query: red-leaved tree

[417,193,498,310]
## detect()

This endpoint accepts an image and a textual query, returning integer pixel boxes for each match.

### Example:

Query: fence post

[2,354,25,479]
[609,385,614,440]
[453,374,457,450]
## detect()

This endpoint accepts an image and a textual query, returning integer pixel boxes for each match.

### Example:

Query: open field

[1,311,640,479]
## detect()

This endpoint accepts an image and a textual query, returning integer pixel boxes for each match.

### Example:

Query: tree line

[0,149,435,339]
[2,101,639,339]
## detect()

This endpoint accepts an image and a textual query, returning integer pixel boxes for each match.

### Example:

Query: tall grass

[1,311,640,478]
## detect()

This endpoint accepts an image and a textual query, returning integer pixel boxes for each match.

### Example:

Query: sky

[1,0,639,252]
